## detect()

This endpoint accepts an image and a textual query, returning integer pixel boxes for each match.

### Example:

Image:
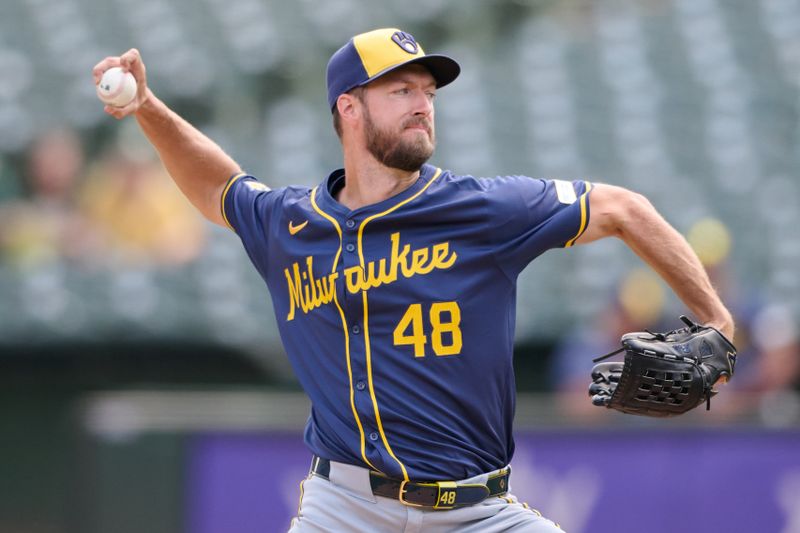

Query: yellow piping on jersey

[220,172,248,231]
[310,187,343,272]
[310,187,379,472]
[565,181,593,248]
[355,167,443,482]
[356,168,443,260]
[361,290,408,480]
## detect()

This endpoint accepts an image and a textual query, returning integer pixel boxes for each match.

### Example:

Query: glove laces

[592,316,701,363]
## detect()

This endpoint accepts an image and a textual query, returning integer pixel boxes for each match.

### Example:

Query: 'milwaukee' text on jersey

[222,164,592,482]
[284,230,457,320]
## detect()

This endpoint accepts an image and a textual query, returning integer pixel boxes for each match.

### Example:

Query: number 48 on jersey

[393,301,462,358]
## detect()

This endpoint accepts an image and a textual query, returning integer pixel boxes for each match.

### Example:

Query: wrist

[135,88,157,116]
[707,313,735,342]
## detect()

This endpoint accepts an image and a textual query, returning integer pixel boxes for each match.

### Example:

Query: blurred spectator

[723,304,800,426]
[0,127,101,267]
[78,122,206,266]
[550,268,668,421]
[0,156,22,201]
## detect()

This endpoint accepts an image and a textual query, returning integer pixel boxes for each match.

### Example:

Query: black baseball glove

[588,315,737,417]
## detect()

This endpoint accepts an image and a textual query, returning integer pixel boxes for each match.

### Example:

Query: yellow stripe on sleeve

[220,172,248,231]
[565,181,593,248]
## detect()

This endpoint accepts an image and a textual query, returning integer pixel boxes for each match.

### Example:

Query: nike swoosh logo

[288,220,308,235]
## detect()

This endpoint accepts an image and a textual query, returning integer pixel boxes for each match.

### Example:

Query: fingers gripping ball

[588,315,737,417]
[96,67,137,107]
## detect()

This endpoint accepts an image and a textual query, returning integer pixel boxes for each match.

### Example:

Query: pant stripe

[296,476,308,516]
[500,497,563,530]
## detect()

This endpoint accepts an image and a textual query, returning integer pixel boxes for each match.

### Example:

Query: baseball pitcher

[93,28,735,532]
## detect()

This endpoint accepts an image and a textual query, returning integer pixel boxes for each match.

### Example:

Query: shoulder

[431,169,593,206]
[228,175,312,203]
[421,170,558,228]
[430,169,549,198]
[280,184,315,202]
[222,174,315,231]
[434,171,580,217]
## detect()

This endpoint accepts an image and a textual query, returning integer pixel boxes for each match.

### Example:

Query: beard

[363,107,435,172]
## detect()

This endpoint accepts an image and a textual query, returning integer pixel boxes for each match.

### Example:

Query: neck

[337,149,421,210]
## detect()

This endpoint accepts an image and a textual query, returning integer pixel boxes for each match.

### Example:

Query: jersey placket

[339,215,381,459]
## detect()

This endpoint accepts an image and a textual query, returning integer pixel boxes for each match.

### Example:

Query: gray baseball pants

[288,459,563,532]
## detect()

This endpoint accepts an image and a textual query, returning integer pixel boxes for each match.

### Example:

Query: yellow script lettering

[284,232,458,320]
[285,256,338,321]
[347,232,457,295]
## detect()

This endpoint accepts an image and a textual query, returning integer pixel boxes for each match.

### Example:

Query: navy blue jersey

[222,163,592,481]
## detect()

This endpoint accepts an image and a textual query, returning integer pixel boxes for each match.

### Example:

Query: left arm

[576,183,734,340]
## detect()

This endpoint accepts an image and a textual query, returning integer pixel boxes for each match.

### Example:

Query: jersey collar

[317,163,437,218]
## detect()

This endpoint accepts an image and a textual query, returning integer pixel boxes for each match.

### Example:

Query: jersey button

[356,380,366,391]
[369,432,379,441]
[345,243,355,252]
[351,325,360,335]
[346,219,355,228]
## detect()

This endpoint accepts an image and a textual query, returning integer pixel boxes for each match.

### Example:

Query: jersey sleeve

[488,176,592,277]
[221,172,278,276]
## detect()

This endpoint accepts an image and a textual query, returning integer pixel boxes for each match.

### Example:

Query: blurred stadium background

[0,0,799,532]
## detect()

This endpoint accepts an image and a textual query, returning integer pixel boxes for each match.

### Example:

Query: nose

[412,88,434,116]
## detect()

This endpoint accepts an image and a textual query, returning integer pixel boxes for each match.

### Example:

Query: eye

[394,87,410,95]
[426,91,436,101]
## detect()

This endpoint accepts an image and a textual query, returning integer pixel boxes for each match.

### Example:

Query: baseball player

[93,28,734,532]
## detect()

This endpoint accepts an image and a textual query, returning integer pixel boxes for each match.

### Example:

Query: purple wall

[186,430,800,533]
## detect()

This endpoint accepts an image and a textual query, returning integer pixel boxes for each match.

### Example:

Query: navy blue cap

[326,28,460,111]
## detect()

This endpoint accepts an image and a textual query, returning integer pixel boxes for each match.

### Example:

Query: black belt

[310,456,509,510]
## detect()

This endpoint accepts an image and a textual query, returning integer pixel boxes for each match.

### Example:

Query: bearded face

[362,102,435,172]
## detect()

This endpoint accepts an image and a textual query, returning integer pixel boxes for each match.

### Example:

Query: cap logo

[391,31,419,54]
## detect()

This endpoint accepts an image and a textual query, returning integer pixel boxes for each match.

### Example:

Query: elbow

[595,185,655,238]
[619,189,655,225]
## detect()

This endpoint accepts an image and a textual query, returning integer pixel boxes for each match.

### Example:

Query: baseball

[96,67,137,107]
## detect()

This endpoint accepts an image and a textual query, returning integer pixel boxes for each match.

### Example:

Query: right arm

[576,183,734,340]
[92,49,241,227]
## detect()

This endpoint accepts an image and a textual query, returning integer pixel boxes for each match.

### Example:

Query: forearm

[618,196,734,337]
[135,90,241,226]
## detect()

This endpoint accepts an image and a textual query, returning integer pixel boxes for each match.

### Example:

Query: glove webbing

[592,315,716,410]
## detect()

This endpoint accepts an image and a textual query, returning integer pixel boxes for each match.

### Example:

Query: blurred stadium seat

[0,0,797,357]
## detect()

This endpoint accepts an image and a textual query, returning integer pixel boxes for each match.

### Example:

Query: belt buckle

[398,480,424,507]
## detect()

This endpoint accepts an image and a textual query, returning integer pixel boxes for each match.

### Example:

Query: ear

[336,92,362,125]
